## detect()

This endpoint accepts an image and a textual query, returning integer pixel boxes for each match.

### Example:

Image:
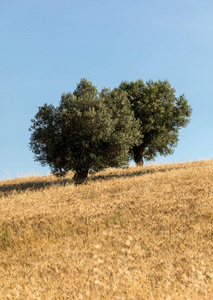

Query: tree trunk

[73,169,89,185]
[133,144,146,166]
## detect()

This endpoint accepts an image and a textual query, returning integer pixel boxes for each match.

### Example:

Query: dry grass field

[0,160,212,299]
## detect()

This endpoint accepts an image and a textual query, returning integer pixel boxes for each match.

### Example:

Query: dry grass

[0,160,212,299]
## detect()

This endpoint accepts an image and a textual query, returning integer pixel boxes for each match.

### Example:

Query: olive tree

[29,79,140,184]
[118,79,192,165]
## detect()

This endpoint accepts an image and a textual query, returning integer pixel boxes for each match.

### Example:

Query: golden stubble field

[0,160,212,299]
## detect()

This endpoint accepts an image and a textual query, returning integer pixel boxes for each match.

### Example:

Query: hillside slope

[0,160,213,299]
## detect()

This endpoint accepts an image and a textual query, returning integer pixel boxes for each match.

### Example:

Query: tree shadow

[0,177,73,198]
[90,163,190,182]
[90,167,164,182]
[0,163,189,198]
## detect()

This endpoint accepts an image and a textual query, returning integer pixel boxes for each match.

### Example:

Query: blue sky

[1,0,212,179]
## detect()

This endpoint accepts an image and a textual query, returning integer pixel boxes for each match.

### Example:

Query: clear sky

[1,0,213,179]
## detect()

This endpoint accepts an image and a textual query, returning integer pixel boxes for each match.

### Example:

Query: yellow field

[0,160,212,299]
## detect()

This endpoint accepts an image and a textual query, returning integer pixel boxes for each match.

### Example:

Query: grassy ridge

[0,160,213,299]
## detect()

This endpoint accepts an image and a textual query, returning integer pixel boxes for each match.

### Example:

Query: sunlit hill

[0,160,212,299]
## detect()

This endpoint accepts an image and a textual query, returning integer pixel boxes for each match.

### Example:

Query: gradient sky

[1,0,213,179]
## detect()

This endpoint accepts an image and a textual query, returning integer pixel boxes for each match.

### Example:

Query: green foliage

[29,79,140,183]
[118,79,192,164]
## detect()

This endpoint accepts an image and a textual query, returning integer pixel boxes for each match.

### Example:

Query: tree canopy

[29,79,140,184]
[118,79,192,165]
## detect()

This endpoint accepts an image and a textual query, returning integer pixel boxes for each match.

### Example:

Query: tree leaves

[118,79,192,164]
[29,78,192,182]
[29,79,140,183]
